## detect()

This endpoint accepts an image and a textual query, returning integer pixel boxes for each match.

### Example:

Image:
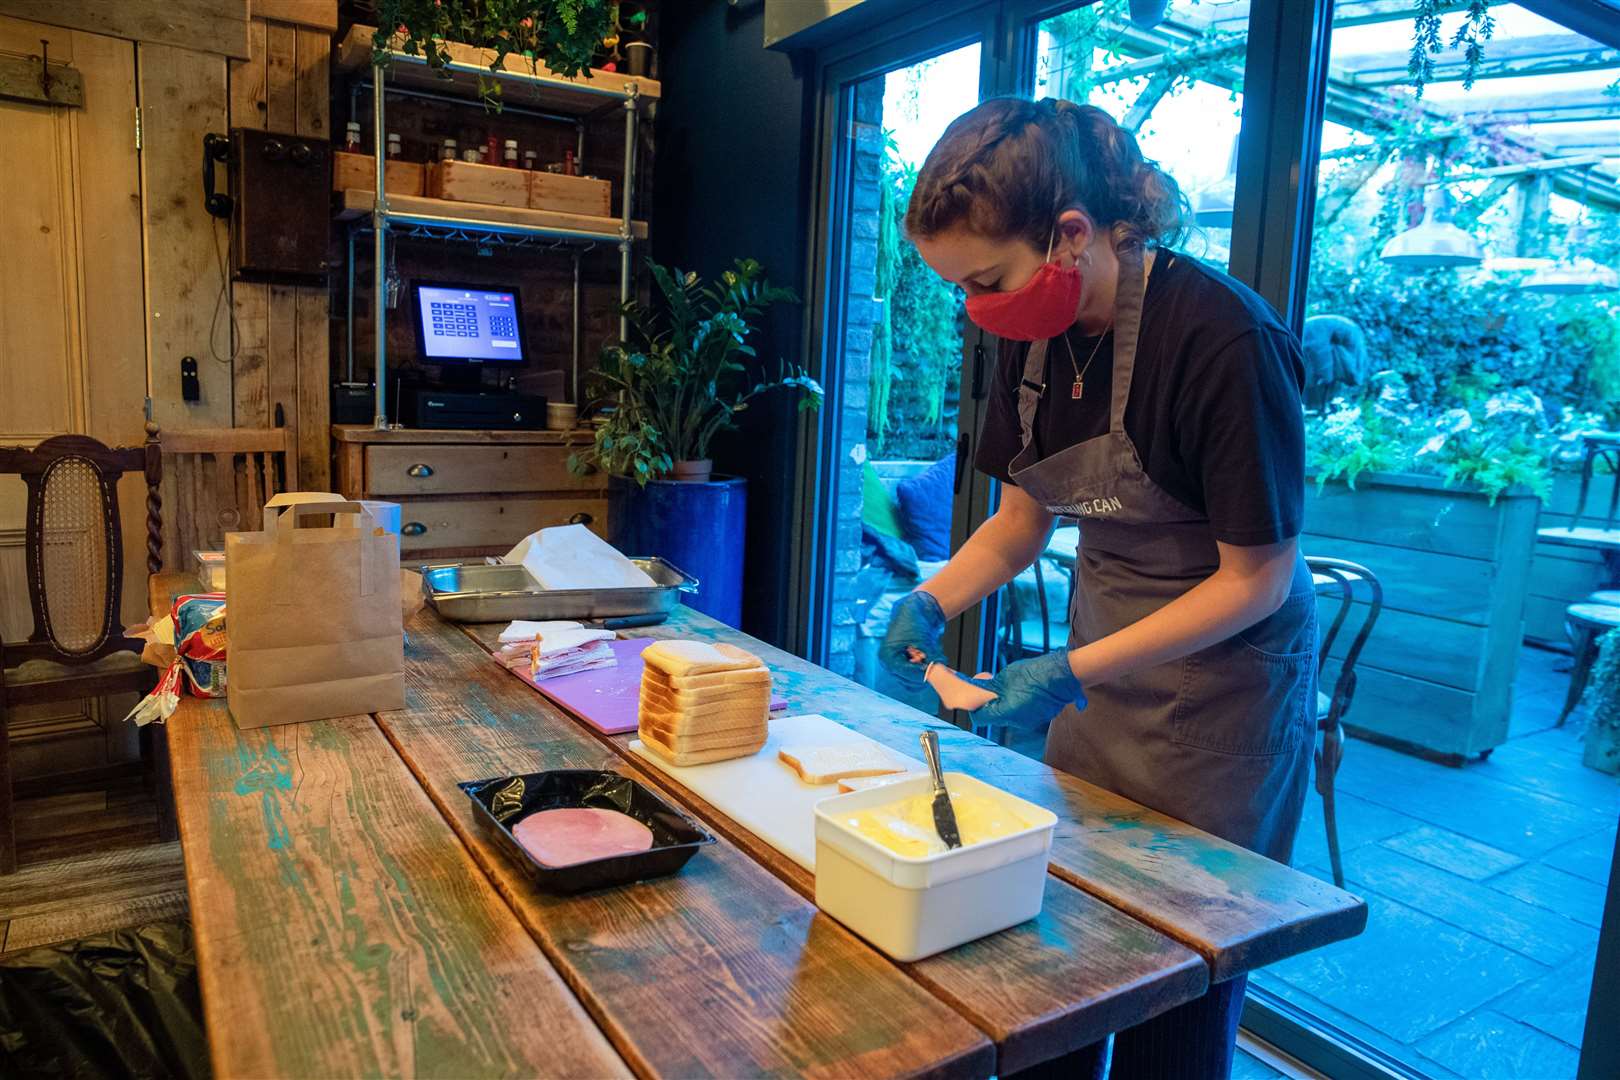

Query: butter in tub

[835,785,1030,858]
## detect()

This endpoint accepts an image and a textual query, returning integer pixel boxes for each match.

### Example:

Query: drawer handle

[401,522,427,537]
[569,512,594,526]
[406,463,434,478]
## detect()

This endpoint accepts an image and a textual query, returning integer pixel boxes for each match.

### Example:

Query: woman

[879,97,1317,1079]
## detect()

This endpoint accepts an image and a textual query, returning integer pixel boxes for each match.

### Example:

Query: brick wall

[826,78,885,676]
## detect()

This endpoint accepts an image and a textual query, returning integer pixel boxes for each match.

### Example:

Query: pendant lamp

[1379,185,1483,268]
[1193,135,1238,228]
[1521,190,1618,295]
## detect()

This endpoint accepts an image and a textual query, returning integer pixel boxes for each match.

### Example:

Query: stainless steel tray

[420,557,698,624]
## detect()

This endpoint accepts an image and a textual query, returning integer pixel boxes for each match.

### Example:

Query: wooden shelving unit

[334,189,649,242]
[337,24,655,425]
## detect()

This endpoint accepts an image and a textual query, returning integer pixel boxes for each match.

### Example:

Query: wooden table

[152,573,1365,1078]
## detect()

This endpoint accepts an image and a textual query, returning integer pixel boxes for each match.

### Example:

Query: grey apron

[1007,243,1315,863]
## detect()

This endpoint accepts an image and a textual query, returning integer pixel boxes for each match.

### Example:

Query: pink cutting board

[507,637,787,735]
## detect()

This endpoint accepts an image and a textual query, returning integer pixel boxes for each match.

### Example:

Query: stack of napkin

[495,620,616,681]
[638,640,773,766]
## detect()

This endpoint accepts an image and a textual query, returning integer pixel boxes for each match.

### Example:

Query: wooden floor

[0,775,187,954]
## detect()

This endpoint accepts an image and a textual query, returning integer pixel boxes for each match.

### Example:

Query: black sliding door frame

[789,1,1001,668]
[790,1,1620,1076]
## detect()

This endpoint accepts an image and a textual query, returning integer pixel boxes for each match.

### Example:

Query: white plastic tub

[813,772,1057,961]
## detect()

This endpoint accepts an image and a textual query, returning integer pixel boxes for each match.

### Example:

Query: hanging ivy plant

[374,0,619,108]
[1409,1,1496,98]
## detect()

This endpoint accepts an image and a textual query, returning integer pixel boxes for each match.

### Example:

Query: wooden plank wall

[0,0,250,59]
[229,8,332,492]
[139,44,230,431]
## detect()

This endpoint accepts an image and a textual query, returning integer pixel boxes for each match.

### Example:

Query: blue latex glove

[973,649,1087,729]
[879,591,947,689]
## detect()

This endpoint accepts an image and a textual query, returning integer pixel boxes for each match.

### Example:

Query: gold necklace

[1059,323,1112,401]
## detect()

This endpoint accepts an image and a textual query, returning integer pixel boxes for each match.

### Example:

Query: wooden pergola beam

[1340,33,1620,86]
[1331,0,1516,29]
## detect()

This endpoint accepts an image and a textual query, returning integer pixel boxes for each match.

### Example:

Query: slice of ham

[511,807,655,867]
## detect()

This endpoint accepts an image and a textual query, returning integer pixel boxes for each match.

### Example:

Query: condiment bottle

[503,139,519,168]
[386,132,402,159]
[441,137,457,162]
[462,147,481,163]
[344,121,361,152]
[485,134,501,165]
[563,148,576,176]
[522,149,537,170]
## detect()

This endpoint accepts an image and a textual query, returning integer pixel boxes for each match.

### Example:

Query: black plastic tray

[460,769,714,895]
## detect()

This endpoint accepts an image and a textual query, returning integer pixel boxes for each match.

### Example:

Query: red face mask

[963,237,1083,341]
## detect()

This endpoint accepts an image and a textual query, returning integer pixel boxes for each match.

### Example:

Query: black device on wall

[201,128,331,280]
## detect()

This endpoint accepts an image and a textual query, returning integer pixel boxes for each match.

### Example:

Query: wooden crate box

[529,172,612,216]
[332,150,424,197]
[426,158,529,208]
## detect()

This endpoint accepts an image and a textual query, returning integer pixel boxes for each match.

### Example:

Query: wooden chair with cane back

[150,424,291,569]
[0,432,168,874]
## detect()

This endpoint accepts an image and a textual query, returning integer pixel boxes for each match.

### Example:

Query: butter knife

[920,731,962,850]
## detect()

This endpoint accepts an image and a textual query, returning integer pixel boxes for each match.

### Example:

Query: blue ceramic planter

[612,476,747,627]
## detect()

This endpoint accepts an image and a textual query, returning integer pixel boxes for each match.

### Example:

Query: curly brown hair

[904,97,1189,251]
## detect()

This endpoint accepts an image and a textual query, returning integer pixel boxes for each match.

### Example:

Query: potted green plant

[375,0,619,106]
[572,258,821,625]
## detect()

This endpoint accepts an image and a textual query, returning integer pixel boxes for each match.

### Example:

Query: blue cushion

[895,453,955,561]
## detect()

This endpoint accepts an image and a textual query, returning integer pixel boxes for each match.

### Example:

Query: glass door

[807,27,992,712]
[1244,4,1620,1077]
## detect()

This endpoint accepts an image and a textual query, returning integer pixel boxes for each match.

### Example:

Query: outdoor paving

[1003,644,1615,1079]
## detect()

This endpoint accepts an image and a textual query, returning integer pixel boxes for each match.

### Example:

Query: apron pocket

[1171,599,1316,757]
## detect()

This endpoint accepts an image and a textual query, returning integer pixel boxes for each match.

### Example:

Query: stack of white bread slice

[638,640,774,766]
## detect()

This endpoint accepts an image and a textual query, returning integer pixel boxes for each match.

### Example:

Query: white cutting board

[629,713,924,872]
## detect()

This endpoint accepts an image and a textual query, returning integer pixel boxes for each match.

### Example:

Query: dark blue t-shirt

[974,252,1306,546]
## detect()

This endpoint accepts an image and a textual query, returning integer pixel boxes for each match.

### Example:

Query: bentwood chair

[1309,557,1383,890]
[0,433,170,873]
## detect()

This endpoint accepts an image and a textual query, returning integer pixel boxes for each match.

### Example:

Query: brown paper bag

[225,499,404,729]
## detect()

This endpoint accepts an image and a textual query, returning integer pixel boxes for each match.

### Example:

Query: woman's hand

[878,591,948,689]
[973,649,1086,729]
[925,662,998,711]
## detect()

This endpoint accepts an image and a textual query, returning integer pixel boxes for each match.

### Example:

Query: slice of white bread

[778,744,904,786]
[639,679,771,712]
[837,771,925,794]
[642,640,765,677]
[640,726,768,767]
[644,666,773,692]
[639,703,768,743]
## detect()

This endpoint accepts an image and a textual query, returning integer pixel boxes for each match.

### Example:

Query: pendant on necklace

[1071,379,1084,400]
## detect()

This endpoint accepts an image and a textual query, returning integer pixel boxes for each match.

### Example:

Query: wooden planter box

[1304,471,1540,761]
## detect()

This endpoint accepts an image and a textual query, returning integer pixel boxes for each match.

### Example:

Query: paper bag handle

[265,500,384,601]
[264,500,373,539]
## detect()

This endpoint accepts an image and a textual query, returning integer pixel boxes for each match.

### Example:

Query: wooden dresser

[332,425,608,560]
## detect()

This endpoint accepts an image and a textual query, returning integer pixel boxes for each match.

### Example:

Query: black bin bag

[0,920,208,1080]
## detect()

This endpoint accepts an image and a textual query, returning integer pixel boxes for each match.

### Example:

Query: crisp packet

[173,593,227,696]
[123,594,228,726]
